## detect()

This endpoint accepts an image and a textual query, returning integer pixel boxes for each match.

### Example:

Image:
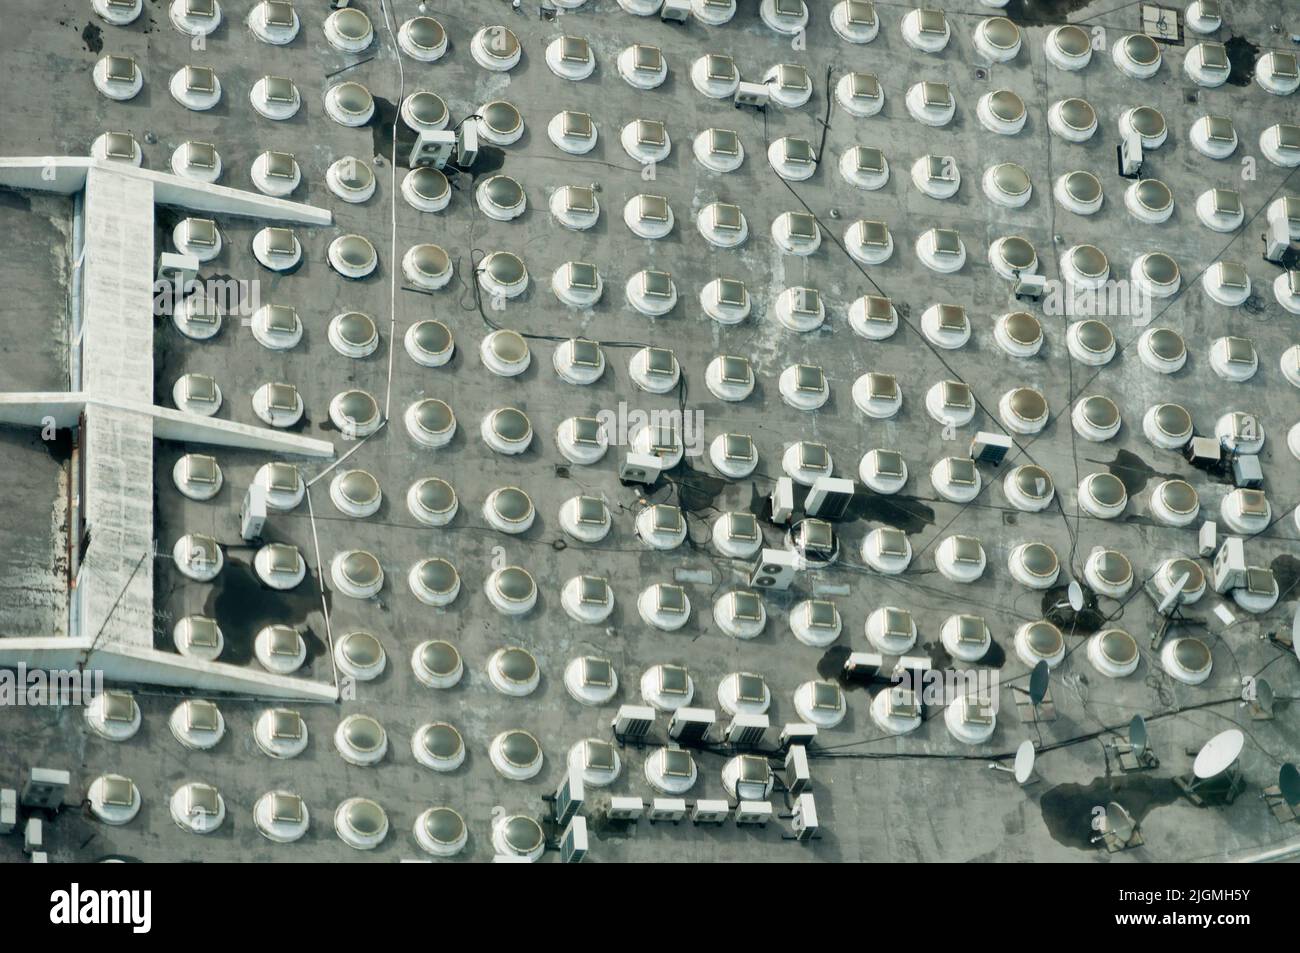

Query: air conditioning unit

[791,792,819,841]
[648,798,687,823]
[770,476,795,523]
[1118,130,1144,178]
[970,431,1013,465]
[1212,536,1247,593]
[668,707,716,745]
[611,704,656,741]
[553,768,585,827]
[20,768,69,811]
[606,796,644,821]
[23,817,42,854]
[660,0,692,21]
[0,789,16,834]
[456,122,479,169]
[779,722,818,750]
[784,745,811,797]
[240,483,268,542]
[734,801,773,826]
[560,816,588,863]
[734,81,770,109]
[893,655,932,687]
[1013,273,1047,302]
[619,451,663,486]
[1232,454,1263,489]
[1198,521,1217,558]
[843,651,883,683]
[726,712,770,747]
[409,130,457,170]
[157,251,199,289]
[1264,215,1291,264]
[692,800,730,825]
[805,477,856,520]
[750,548,799,591]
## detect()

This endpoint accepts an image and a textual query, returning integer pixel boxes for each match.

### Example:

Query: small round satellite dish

[1279,763,1300,808]
[1157,572,1190,614]
[1067,580,1084,612]
[1256,678,1275,715]
[1014,740,1036,783]
[1192,728,1244,780]
[1105,801,1135,843]
[1129,714,1148,757]
[1029,660,1050,705]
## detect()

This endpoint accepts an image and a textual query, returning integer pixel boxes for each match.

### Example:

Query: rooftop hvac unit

[606,796,644,821]
[619,451,663,486]
[553,768,585,827]
[779,722,818,751]
[734,801,773,826]
[734,81,770,110]
[843,651,883,683]
[1264,215,1291,264]
[893,655,932,685]
[784,745,811,797]
[157,251,199,288]
[791,793,819,841]
[1013,273,1047,302]
[23,818,42,854]
[805,477,856,520]
[970,431,1013,466]
[1212,536,1247,594]
[410,130,457,170]
[0,789,16,834]
[456,122,479,169]
[1118,130,1144,178]
[668,707,716,745]
[648,798,687,823]
[750,548,799,591]
[560,816,588,863]
[1186,435,1221,468]
[692,800,731,825]
[611,704,656,742]
[770,476,795,523]
[30,852,48,864]
[240,483,268,542]
[20,768,69,811]
[1232,454,1263,489]
[726,712,770,747]
[660,0,692,21]
[1198,521,1217,558]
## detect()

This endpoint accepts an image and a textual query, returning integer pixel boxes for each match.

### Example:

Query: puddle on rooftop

[201,557,327,667]
[1040,774,1183,851]
[1225,36,1260,88]
[1041,584,1107,634]
[1003,0,1095,25]
[1096,449,1173,498]
[844,491,935,535]
[81,23,102,54]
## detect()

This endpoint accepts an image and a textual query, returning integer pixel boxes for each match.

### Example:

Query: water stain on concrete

[1225,36,1260,88]
[1040,774,1182,850]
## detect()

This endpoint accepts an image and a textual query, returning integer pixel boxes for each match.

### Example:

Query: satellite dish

[1129,714,1148,757]
[1106,801,1136,844]
[1257,678,1275,716]
[1192,728,1245,780]
[1013,740,1036,784]
[1157,572,1190,615]
[1029,660,1050,706]
[1279,763,1300,808]
[1067,580,1084,612]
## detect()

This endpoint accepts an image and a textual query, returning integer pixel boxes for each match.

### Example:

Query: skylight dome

[471,25,521,71]
[617,43,667,89]
[853,371,901,420]
[1186,0,1221,34]
[1233,567,1280,615]
[85,691,141,742]
[1066,319,1116,366]
[1185,41,1230,87]
[1120,106,1167,148]
[1143,402,1194,449]
[925,379,974,428]
[88,774,141,826]
[1072,394,1122,442]
[1015,620,1065,669]
[1061,244,1109,289]
[1045,25,1092,71]
[928,455,979,503]
[548,110,597,155]
[477,100,524,146]
[172,371,222,418]
[488,647,540,698]
[173,216,220,262]
[1209,335,1258,382]
[705,432,754,479]
[553,337,606,385]
[645,746,698,795]
[839,146,889,191]
[561,575,614,624]
[550,184,600,231]
[329,389,381,439]
[94,0,142,25]
[568,738,621,789]
[1161,637,1212,685]
[330,469,381,519]
[867,606,917,653]
[483,487,535,536]
[335,713,387,766]
[835,72,884,118]
[477,252,529,301]
[169,699,225,751]
[251,382,303,428]
[941,614,991,662]
[1202,260,1252,306]
[1257,51,1300,95]
[401,166,450,213]
[723,755,775,801]
[1190,115,1237,159]
[832,0,879,42]
[170,140,220,182]
[324,81,374,127]
[170,782,225,835]
[1261,123,1300,168]
[1054,169,1103,216]
[630,419,684,468]
[919,303,969,350]
[772,211,821,256]
[1137,327,1187,374]
[334,798,387,850]
[545,34,595,82]
[1008,541,1060,589]
[557,415,608,465]
[1217,410,1265,455]
[475,175,526,223]
[1048,97,1098,143]
[169,64,220,111]
[1283,343,1300,385]
[764,63,813,109]
[902,7,950,52]
[1196,187,1244,232]
[414,807,466,857]
[1221,488,1271,534]
[399,16,447,62]
[975,17,1020,61]
[254,542,305,590]
[697,203,748,249]
[401,91,449,132]
[768,136,817,181]
[713,591,767,640]
[977,89,1026,135]
[691,52,739,98]
[706,354,755,402]
[251,226,301,272]
[253,624,305,675]
[1085,548,1133,598]
[629,345,681,392]
[327,310,378,359]
[994,311,1043,358]
[859,448,908,494]
[999,387,1049,435]
[481,407,532,456]
[565,656,619,706]
[1150,479,1200,527]
[1113,33,1162,79]
[1155,557,1207,606]
[492,816,545,862]
[1088,629,1140,678]
[248,150,300,200]
[712,512,763,559]
[701,277,751,324]
[629,270,680,317]
[330,550,384,600]
[696,129,744,176]
[486,565,537,615]
[1131,252,1181,298]
[916,227,966,273]
[1003,464,1054,513]
[253,708,308,760]
[638,584,692,632]
[794,680,846,729]
[905,81,955,127]
[400,244,451,291]
[334,632,386,682]
[862,527,913,574]
[324,7,371,52]
[248,1,298,45]
[412,639,463,689]
[984,163,1032,209]
[254,462,303,513]
[1078,472,1128,519]
[490,730,543,781]
[786,598,840,647]
[173,533,222,582]
[254,792,309,844]
[779,362,829,410]
[250,75,300,120]
[760,0,808,35]
[169,0,220,37]
[172,453,222,501]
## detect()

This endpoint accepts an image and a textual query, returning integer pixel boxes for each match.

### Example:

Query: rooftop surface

[0,0,1298,862]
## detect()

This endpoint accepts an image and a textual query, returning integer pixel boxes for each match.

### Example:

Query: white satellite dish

[1193,728,1244,780]
[1013,740,1036,784]
[1067,580,1084,612]
[1106,801,1136,844]
[1157,572,1190,615]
